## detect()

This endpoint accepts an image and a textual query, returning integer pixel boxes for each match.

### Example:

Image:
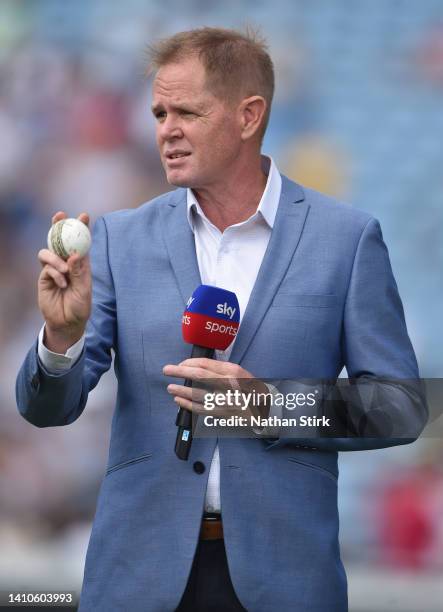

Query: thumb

[68,253,90,284]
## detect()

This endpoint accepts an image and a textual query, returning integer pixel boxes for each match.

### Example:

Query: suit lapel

[159,179,309,364]
[230,176,309,364]
[160,189,201,306]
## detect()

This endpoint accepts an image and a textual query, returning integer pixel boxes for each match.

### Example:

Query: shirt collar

[186,155,281,232]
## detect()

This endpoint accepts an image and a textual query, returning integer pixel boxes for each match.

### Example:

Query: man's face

[152,58,241,188]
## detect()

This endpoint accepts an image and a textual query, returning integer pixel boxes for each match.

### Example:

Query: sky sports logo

[182,285,240,350]
[205,321,237,336]
[215,302,236,320]
[182,314,238,336]
[186,296,237,320]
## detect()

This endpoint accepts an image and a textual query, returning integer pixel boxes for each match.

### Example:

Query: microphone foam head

[182,285,240,350]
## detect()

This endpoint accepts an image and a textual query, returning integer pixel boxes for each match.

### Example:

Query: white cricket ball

[47,218,91,260]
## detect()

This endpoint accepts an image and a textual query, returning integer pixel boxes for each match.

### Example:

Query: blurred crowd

[0,0,442,599]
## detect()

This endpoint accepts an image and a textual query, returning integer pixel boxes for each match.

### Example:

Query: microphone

[175,285,240,460]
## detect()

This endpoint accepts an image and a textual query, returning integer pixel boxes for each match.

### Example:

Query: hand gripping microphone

[175,285,240,460]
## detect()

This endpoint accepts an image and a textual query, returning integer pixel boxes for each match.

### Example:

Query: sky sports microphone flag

[175,285,240,460]
[182,284,240,349]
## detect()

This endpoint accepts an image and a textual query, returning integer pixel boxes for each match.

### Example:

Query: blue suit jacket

[16,177,425,611]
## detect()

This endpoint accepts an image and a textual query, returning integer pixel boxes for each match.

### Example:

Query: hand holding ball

[39,213,92,354]
[47,218,91,260]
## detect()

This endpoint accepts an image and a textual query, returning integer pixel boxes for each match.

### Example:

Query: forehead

[152,58,209,103]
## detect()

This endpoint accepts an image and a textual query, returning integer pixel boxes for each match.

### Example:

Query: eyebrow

[151,101,204,115]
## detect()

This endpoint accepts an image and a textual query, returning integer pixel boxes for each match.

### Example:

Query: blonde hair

[146,26,275,141]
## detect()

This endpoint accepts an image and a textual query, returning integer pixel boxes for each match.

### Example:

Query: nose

[158,115,184,142]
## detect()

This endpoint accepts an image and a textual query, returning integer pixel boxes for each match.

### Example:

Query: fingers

[38,248,90,276]
[173,395,202,414]
[166,379,246,415]
[38,249,69,274]
[167,383,207,404]
[179,358,247,378]
[77,212,90,228]
[52,211,67,225]
[67,252,91,279]
[179,358,215,369]
[169,385,207,414]
[51,211,90,228]
[38,249,91,290]
[163,364,212,381]
[164,359,248,381]
[40,264,68,289]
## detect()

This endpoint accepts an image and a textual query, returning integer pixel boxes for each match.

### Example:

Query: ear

[239,96,267,141]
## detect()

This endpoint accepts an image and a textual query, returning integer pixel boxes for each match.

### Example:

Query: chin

[167,176,190,187]
[166,170,195,188]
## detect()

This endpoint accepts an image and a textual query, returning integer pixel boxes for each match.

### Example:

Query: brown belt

[200,515,223,540]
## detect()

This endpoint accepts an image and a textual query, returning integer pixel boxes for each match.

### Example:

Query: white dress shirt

[38,154,282,513]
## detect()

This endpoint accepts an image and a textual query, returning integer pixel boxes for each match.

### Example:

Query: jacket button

[193,461,205,474]
[31,375,39,390]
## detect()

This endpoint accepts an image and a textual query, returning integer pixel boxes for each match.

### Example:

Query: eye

[154,111,166,121]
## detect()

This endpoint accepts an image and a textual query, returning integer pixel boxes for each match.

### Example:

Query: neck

[192,155,268,233]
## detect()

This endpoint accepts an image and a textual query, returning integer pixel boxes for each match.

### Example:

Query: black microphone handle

[175,345,215,461]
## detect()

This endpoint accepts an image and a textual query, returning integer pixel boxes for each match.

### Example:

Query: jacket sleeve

[265,217,428,452]
[15,216,117,427]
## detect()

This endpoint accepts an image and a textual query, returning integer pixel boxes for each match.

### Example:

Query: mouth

[165,151,192,163]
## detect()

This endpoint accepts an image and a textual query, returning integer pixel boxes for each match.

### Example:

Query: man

[16,28,426,611]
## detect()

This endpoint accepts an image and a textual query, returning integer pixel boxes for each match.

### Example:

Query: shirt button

[193,461,206,474]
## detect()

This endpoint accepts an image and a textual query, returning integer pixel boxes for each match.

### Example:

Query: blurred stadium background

[0,1,442,610]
